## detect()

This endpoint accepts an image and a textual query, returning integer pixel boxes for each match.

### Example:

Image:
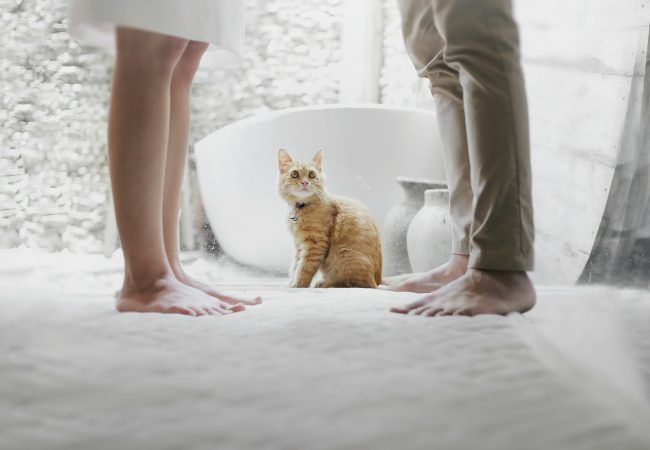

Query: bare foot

[390,268,536,317]
[117,275,250,316]
[383,254,468,293]
[172,265,262,306]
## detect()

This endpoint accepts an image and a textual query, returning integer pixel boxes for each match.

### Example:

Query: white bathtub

[195,104,445,273]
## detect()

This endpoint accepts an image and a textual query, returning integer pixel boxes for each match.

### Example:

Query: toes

[411,305,430,315]
[169,306,196,316]
[385,284,405,292]
[401,283,419,293]
[404,299,426,311]
[190,306,207,317]
[213,306,230,315]
[240,296,262,306]
[206,304,237,315]
[385,281,441,294]
[390,297,429,314]
[390,302,420,314]
[217,293,262,306]
[387,282,417,293]
[225,303,245,313]
[424,308,444,317]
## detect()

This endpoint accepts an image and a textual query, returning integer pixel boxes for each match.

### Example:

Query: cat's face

[277,149,325,202]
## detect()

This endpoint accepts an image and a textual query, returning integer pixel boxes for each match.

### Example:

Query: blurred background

[0,0,431,255]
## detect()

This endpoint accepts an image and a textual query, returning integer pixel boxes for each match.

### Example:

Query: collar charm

[290,202,307,222]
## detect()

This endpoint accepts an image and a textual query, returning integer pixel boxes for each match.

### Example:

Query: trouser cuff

[468,250,534,272]
[452,240,469,255]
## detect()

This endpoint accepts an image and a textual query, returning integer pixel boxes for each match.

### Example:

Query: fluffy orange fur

[278,149,382,288]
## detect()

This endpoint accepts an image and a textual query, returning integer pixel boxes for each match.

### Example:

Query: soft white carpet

[1,250,650,450]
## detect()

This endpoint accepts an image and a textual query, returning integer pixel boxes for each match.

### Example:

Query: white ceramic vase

[407,188,452,272]
[382,177,447,275]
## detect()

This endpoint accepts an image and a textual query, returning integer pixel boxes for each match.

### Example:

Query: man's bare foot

[171,265,262,306]
[117,274,251,316]
[390,268,536,316]
[383,254,468,293]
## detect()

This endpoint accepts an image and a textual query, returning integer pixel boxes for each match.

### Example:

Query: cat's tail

[379,273,422,288]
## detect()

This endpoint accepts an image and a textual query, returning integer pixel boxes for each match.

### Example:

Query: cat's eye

[308,171,316,178]
[290,170,299,178]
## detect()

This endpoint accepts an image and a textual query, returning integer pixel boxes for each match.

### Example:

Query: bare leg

[162,41,260,306]
[109,28,247,316]
[384,254,468,293]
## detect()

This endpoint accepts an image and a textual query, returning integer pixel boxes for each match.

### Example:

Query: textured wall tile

[0,0,111,252]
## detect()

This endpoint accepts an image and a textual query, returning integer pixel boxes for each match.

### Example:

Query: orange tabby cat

[277,148,382,288]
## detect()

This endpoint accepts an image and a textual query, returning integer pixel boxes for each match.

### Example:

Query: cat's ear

[312,149,323,169]
[278,148,293,172]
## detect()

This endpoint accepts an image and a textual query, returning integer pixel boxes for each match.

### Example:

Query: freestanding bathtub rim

[195,103,437,149]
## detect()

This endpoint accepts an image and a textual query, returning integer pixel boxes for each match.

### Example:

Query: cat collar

[290,202,307,222]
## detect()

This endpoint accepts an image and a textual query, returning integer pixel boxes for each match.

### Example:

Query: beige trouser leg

[398,0,534,271]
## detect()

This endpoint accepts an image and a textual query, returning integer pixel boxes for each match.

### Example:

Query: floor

[1,249,650,450]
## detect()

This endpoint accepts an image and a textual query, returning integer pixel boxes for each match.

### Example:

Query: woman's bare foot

[383,254,468,293]
[116,274,248,316]
[172,265,262,306]
[390,268,536,316]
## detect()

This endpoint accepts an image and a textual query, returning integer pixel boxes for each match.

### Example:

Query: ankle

[468,268,532,284]
[122,267,176,294]
[447,254,469,274]
[168,259,188,280]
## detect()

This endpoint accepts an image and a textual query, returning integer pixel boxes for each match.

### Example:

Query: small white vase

[382,177,447,276]
[407,189,452,272]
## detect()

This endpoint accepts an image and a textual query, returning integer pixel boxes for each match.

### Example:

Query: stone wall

[1,0,111,251]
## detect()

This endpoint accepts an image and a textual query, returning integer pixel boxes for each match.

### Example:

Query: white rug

[1,250,650,450]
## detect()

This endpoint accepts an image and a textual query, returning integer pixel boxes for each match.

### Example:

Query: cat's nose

[300,180,309,187]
